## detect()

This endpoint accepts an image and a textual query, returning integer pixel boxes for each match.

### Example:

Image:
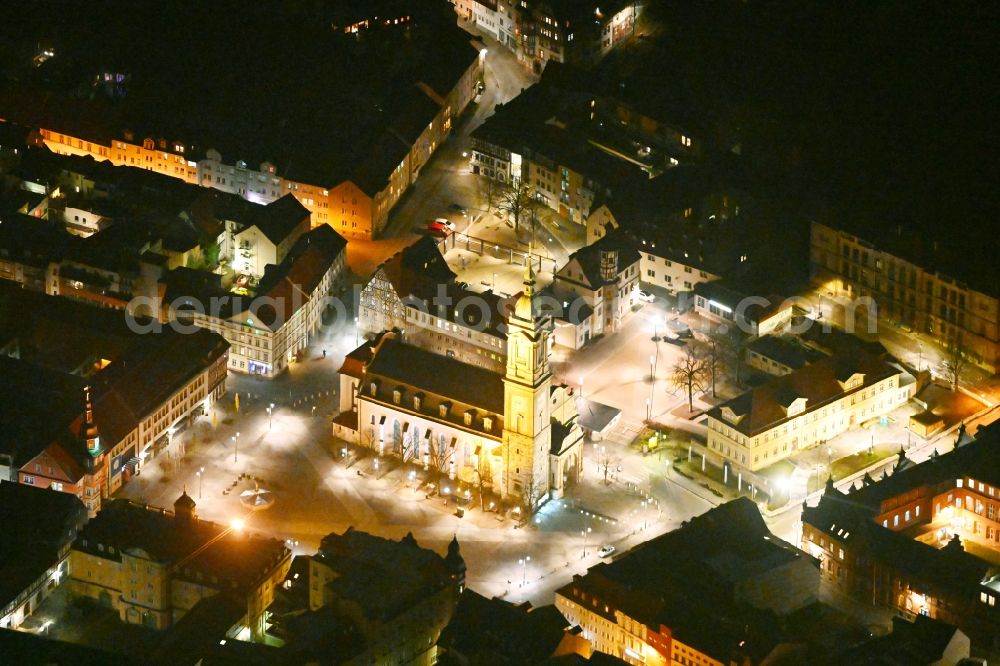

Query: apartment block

[810,221,999,372]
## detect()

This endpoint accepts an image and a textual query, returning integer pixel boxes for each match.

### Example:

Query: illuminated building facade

[0,482,88,630]
[706,349,910,473]
[168,225,347,378]
[338,264,584,506]
[358,236,509,372]
[810,220,1000,372]
[555,499,819,665]
[801,426,1000,649]
[0,285,229,509]
[455,1,643,71]
[24,37,485,242]
[69,494,291,638]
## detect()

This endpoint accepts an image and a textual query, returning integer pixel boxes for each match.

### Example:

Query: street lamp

[492,272,497,292]
[233,431,240,463]
[649,354,655,381]
[268,403,275,430]
[197,466,204,499]
[518,555,531,587]
[582,526,592,557]
[354,317,359,346]
[918,341,924,372]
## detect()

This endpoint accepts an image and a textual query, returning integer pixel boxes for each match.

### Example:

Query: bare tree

[520,472,548,518]
[496,178,538,233]
[476,172,503,216]
[475,451,494,511]
[363,421,378,452]
[698,327,750,395]
[670,346,710,412]
[943,337,969,390]
[595,445,620,485]
[427,435,456,479]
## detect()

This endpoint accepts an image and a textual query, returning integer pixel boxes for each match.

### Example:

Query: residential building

[337,263,584,505]
[832,615,970,666]
[456,1,644,71]
[284,528,465,665]
[0,283,229,508]
[69,494,291,638]
[692,281,798,338]
[225,194,311,279]
[555,498,820,665]
[810,220,999,372]
[552,233,641,342]
[358,235,509,372]
[438,589,592,663]
[745,335,827,377]
[0,482,88,630]
[0,12,485,241]
[167,224,348,378]
[801,425,1000,649]
[706,349,912,473]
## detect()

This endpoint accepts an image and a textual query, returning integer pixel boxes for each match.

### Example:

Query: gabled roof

[243,194,309,245]
[371,235,456,301]
[558,231,641,289]
[364,336,504,416]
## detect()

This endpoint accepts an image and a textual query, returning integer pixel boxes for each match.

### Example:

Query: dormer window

[393,389,402,405]
[721,407,744,425]
[483,417,493,431]
[464,410,474,426]
[413,395,422,410]
[143,138,154,150]
[439,403,451,418]
[368,381,378,396]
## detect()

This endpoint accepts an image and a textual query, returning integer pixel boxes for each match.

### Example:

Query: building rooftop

[0,4,480,192]
[438,590,569,664]
[748,335,827,371]
[364,335,505,418]
[558,499,803,663]
[241,194,309,246]
[76,498,289,593]
[0,481,88,612]
[313,528,459,623]
[707,349,901,436]
[559,232,641,290]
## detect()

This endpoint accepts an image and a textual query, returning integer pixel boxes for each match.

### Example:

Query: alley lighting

[230,518,245,532]
[197,466,205,498]
[268,403,275,429]
[519,555,531,587]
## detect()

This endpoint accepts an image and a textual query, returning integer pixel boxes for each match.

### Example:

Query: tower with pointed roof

[501,256,552,505]
[82,385,101,459]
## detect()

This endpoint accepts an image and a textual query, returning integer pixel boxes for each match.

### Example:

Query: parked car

[597,545,616,558]
[426,219,454,237]
[637,290,655,303]
[447,203,468,215]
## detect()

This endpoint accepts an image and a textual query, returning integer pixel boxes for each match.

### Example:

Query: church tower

[502,257,552,506]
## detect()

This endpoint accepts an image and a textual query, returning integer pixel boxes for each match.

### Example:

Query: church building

[334,262,584,506]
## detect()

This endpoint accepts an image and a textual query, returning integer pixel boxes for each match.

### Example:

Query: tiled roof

[244,194,309,245]
[707,350,900,436]
[363,336,505,418]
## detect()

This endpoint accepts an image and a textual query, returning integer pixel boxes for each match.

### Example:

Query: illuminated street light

[518,555,531,587]
[233,431,240,463]
[268,403,275,429]
[197,466,205,499]
[230,518,245,532]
